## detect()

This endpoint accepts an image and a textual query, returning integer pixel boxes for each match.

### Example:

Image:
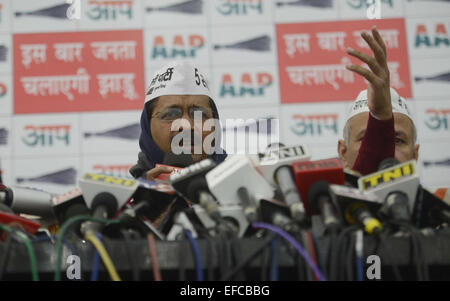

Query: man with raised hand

[338,27,419,175]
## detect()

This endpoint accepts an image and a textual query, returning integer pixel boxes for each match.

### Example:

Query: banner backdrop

[0,0,448,193]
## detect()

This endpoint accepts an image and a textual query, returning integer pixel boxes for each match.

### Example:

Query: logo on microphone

[86,0,134,20]
[216,0,263,16]
[92,164,134,179]
[82,173,137,187]
[293,158,342,172]
[415,23,449,49]
[220,72,273,98]
[359,161,416,191]
[152,34,205,60]
[425,108,450,132]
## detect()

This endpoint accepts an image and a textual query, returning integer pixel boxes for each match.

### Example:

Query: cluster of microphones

[0,144,449,281]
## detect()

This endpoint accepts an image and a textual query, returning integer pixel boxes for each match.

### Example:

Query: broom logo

[146,0,203,14]
[214,35,271,52]
[84,123,141,141]
[276,0,333,8]
[15,2,73,19]
[0,128,8,146]
[16,167,77,185]
[0,45,7,62]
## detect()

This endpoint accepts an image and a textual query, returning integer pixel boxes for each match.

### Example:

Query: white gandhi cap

[144,61,213,104]
[346,87,415,125]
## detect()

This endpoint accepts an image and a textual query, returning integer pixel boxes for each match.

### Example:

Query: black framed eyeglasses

[152,106,214,121]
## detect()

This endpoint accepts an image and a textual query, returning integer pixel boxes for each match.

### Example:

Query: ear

[338,140,350,169]
[414,144,420,161]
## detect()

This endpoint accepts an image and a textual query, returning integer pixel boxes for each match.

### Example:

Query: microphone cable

[204,235,216,281]
[332,225,359,281]
[54,215,120,281]
[121,229,140,281]
[304,230,319,281]
[185,229,204,281]
[90,233,101,281]
[355,230,364,281]
[270,237,279,281]
[220,232,278,281]
[260,238,270,281]
[345,231,356,281]
[0,224,39,281]
[230,237,246,281]
[84,231,121,281]
[146,233,162,281]
[252,222,327,281]
[0,227,13,280]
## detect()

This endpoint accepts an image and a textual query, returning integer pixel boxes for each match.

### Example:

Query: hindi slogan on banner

[13,29,145,114]
[276,18,412,103]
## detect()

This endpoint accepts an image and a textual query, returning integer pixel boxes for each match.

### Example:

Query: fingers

[371,26,387,58]
[361,28,387,67]
[346,47,382,76]
[345,64,381,86]
[146,166,174,181]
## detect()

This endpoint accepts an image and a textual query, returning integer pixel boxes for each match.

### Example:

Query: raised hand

[346,26,392,120]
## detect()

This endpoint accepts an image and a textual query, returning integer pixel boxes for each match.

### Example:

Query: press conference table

[1,230,450,281]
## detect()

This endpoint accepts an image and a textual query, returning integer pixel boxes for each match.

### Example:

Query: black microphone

[170,159,220,221]
[378,157,400,170]
[162,150,194,168]
[80,192,119,236]
[308,181,341,232]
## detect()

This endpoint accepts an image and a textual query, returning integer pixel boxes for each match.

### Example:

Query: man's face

[150,95,215,163]
[338,112,420,170]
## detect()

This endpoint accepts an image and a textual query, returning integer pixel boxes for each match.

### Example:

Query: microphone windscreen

[378,158,400,171]
[163,150,194,168]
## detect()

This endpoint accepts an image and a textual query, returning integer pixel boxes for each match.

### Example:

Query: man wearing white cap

[130,61,227,180]
[337,27,419,175]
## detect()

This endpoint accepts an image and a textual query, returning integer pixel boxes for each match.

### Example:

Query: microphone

[153,150,193,184]
[256,144,311,186]
[417,187,450,228]
[345,201,383,235]
[328,184,382,234]
[162,150,194,167]
[380,192,411,225]
[344,168,361,188]
[308,181,341,232]
[170,159,221,221]
[206,155,274,207]
[78,173,140,234]
[0,185,55,218]
[205,155,274,236]
[237,187,257,223]
[292,158,345,216]
[358,159,420,220]
[52,187,90,231]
